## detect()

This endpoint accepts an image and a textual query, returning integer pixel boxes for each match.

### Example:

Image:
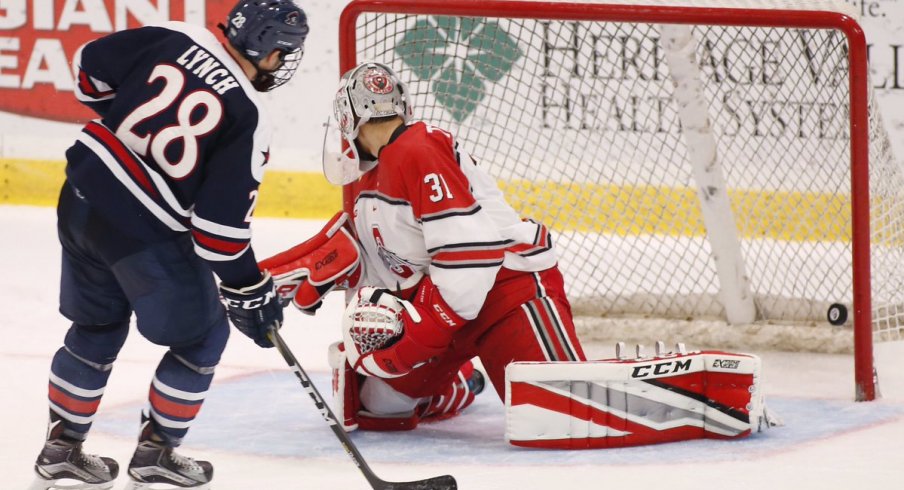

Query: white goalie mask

[322,62,413,185]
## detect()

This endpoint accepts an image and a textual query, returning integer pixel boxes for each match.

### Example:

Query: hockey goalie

[259,61,778,449]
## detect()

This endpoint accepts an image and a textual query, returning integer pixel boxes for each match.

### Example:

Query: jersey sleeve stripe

[506,223,553,257]
[433,249,504,262]
[427,239,511,254]
[76,70,116,101]
[356,191,411,207]
[191,229,250,255]
[76,130,190,232]
[420,204,482,222]
[190,214,253,239]
[82,124,191,220]
[194,245,250,262]
[85,122,158,198]
[432,260,504,269]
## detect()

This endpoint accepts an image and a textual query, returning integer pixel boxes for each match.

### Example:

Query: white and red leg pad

[328,341,362,431]
[328,341,419,431]
[505,350,777,449]
[329,342,480,431]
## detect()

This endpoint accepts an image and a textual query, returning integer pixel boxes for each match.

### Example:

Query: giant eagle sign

[0,0,232,122]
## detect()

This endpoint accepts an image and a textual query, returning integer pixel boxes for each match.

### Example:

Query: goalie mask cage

[339,0,904,401]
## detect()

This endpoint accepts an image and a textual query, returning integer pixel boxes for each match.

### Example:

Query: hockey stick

[267,328,458,490]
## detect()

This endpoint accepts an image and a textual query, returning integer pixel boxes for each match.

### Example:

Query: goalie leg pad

[329,349,486,431]
[357,378,421,431]
[504,350,775,449]
[328,341,362,431]
[330,342,421,431]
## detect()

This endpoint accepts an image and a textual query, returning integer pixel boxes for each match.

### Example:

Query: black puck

[827,303,848,326]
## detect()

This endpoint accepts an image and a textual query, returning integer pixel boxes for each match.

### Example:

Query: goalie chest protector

[504,351,771,449]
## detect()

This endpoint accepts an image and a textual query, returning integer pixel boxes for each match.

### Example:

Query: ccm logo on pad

[631,359,692,378]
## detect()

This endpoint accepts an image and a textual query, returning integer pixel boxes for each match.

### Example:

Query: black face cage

[267,47,304,90]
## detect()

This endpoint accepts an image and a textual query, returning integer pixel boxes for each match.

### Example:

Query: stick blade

[378,474,457,490]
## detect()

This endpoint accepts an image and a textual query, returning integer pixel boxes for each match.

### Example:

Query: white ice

[2,205,903,490]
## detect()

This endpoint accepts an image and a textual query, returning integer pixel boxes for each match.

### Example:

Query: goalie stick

[267,328,458,490]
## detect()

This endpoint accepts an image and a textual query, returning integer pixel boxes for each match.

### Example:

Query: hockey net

[339,0,904,400]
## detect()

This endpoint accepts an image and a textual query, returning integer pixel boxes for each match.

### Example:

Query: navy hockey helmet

[222,0,309,91]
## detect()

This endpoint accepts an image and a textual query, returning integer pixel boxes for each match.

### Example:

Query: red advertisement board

[0,0,232,122]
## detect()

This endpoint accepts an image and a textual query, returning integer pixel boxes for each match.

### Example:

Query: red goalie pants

[384,266,587,400]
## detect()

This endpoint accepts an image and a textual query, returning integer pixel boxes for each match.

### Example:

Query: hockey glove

[220,271,283,348]
[343,276,466,378]
[258,211,362,314]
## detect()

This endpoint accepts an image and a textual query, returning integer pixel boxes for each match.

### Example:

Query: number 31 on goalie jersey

[424,173,454,202]
[423,124,456,203]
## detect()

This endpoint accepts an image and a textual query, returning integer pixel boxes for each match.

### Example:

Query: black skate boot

[30,411,119,490]
[125,412,213,490]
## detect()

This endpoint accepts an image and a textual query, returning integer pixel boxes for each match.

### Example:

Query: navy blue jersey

[67,22,271,286]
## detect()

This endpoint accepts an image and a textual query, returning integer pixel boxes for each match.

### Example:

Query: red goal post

[338,0,897,401]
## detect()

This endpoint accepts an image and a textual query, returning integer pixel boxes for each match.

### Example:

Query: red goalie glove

[343,277,466,378]
[258,211,362,314]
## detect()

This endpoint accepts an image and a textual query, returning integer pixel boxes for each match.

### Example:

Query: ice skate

[124,414,213,490]
[29,412,119,490]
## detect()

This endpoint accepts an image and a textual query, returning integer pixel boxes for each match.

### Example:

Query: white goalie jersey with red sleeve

[349,121,556,319]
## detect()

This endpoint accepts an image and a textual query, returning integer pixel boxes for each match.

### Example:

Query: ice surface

[3,206,903,490]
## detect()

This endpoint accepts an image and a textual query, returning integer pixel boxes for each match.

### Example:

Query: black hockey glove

[220,271,284,348]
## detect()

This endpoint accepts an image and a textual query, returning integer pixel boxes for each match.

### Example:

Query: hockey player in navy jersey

[260,61,588,433]
[31,1,309,489]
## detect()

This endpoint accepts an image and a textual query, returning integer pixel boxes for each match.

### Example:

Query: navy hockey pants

[49,181,229,444]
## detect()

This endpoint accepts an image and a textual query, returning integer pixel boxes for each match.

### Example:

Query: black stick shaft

[267,329,457,490]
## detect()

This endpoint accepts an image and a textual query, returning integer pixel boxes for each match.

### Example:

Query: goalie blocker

[258,211,362,314]
[505,347,779,449]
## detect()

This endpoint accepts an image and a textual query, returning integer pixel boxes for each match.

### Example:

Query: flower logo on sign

[395,17,522,122]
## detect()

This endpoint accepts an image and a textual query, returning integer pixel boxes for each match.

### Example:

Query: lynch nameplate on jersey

[176,45,241,95]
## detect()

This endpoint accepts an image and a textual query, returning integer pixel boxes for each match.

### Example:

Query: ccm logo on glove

[223,290,277,309]
[432,304,458,328]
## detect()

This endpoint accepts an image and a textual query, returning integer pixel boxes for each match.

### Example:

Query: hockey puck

[827,303,848,326]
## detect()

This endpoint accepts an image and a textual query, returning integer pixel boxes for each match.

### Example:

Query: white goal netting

[343,0,904,356]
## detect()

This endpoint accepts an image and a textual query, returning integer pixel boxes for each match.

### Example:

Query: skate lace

[76,449,108,469]
[168,450,203,473]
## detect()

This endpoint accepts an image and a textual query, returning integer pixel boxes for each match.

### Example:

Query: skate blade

[123,481,211,490]
[27,476,115,490]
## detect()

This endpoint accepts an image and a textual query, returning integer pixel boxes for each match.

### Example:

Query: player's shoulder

[154,20,213,41]
[154,21,266,108]
[382,121,459,169]
[112,21,215,54]
[398,121,454,146]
